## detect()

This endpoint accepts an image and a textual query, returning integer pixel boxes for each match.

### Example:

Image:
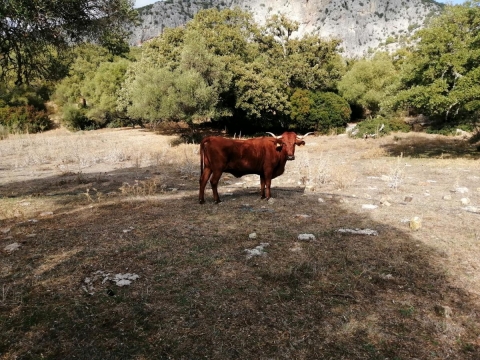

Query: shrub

[0,125,8,139]
[62,105,97,131]
[0,105,52,134]
[290,90,351,134]
[352,117,411,138]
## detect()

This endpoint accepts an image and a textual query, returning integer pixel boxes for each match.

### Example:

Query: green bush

[290,90,351,133]
[62,105,97,130]
[0,125,8,139]
[0,105,52,134]
[352,117,411,138]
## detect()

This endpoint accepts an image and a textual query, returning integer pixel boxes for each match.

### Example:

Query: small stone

[298,234,316,241]
[337,228,378,236]
[460,198,470,205]
[40,211,53,217]
[381,200,391,207]
[409,217,422,231]
[434,305,452,318]
[294,214,311,218]
[249,232,257,239]
[362,204,378,210]
[289,242,303,252]
[4,242,21,252]
[463,206,480,214]
[455,187,469,194]
[0,227,11,234]
[443,194,452,200]
[244,243,269,259]
[318,198,325,203]
[404,196,413,203]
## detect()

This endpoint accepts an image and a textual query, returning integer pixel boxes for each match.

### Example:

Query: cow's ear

[269,138,283,149]
[296,140,306,146]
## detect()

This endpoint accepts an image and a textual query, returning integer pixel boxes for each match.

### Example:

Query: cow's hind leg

[210,170,223,204]
[199,168,212,204]
[260,176,266,199]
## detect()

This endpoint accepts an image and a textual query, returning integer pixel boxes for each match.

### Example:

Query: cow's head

[266,132,313,160]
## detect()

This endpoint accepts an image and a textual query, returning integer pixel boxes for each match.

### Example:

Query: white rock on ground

[298,234,316,241]
[337,228,378,236]
[244,243,269,259]
[4,242,21,252]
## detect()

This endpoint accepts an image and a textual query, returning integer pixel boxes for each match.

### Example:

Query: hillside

[128,0,443,57]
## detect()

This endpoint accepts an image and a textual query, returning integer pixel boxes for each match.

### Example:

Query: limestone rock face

[129,0,442,57]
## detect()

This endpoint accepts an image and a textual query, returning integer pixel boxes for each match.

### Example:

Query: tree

[117,9,345,132]
[119,34,228,124]
[393,2,480,127]
[0,0,138,85]
[290,90,351,133]
[54,44,133,129]
[338,53,398,117]
[260,15,345,91]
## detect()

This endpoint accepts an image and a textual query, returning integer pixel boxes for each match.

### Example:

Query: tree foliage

[338,53,398,117]
[117,9,345,132]
[118,33,229,125]
[54,44,133,129]
[393,1,480,127]
[290,90,351,133]
[0,0,138,85]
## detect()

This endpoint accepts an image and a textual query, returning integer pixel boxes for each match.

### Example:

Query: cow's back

[201,136,280,177]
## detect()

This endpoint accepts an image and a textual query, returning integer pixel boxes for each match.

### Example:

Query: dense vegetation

[0,1,479,136]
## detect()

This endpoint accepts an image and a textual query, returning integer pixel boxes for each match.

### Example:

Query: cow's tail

[200,138,206,176]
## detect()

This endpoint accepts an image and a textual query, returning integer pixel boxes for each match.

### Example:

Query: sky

[135,0,467,8]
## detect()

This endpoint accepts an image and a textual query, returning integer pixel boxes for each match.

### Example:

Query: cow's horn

[297,132,314,139]
[266,132,281,139]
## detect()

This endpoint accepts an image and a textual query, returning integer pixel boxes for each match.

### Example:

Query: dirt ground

[1,128,479,359]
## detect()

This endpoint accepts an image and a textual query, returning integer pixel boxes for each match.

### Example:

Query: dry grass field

[1,127,479,359]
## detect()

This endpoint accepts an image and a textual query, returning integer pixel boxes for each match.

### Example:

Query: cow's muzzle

[287,155,295,160]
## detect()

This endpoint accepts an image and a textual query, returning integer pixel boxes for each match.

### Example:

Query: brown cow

[199,131,312,204]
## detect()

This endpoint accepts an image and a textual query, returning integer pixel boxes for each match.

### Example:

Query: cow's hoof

[199,200,205,204]
[261,196,266,199]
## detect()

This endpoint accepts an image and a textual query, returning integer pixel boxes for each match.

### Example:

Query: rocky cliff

[129,0,442,57]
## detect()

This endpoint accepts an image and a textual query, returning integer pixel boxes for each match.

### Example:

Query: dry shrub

[168,143,199,177]
[331,163,357,189]
[360,146,388,159]
[119,177,161,196]
[387,154,406,191]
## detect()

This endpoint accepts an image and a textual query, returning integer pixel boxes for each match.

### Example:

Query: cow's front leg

[210,171,223,204]
[260,176,266,199]
[264,177,272,199]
